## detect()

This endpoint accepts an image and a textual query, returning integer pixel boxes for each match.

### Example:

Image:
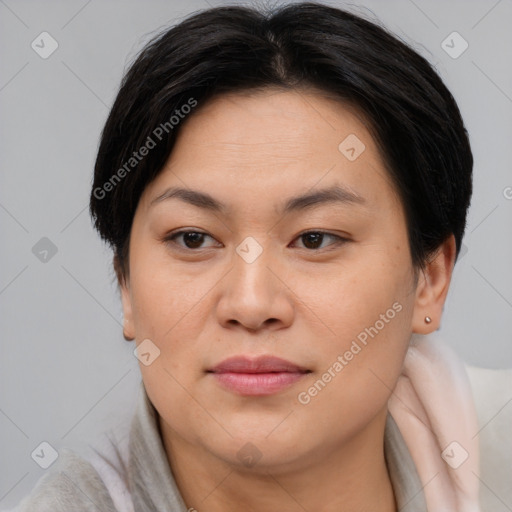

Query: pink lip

[208,356,310,396]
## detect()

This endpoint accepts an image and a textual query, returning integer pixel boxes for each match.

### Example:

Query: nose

[216,242,294,332]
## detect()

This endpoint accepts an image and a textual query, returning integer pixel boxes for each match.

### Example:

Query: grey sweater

[12,380,428,512]
[8,365,512,511]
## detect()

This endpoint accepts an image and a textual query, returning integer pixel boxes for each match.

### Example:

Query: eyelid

[164,229,220,250]
[163,229,350,252]
[291,230,350,250]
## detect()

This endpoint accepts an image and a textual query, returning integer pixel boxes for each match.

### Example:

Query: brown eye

[294,231,348,250]
[165,230,218,250]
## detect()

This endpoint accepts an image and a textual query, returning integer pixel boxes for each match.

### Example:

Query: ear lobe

[114,254,135,341]
[121,285,135,341]
[412,235,457,334]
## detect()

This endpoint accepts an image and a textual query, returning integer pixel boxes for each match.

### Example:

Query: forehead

[141,88,398,214]
[177,87,374,153]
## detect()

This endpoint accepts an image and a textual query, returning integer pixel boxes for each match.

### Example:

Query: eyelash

[163,230,350,252]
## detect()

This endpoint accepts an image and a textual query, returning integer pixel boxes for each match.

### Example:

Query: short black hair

[90,1,473,282]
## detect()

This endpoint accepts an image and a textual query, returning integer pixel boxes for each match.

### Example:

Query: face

[121,88,423,472]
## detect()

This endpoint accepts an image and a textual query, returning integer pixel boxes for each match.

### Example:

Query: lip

[208,355,311,396]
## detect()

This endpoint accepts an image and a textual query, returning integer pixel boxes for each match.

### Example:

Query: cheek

[127,244,225,388]
[293,296,413,443]
[129,258,211,432]
[128,243,206,337]
[291,247,415,393]
[291,246,413,334]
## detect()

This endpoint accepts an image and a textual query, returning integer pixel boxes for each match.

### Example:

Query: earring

[424,316,432,324]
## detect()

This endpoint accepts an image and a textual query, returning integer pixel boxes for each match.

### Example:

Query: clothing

[9,334,512,511]
[12,387,426,512]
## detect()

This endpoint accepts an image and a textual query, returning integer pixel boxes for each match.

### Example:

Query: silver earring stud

[424,316,432,324]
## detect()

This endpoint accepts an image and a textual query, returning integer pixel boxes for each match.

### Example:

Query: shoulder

[13,449,118,512]
[465,364,512,510]
[465,364,512,436]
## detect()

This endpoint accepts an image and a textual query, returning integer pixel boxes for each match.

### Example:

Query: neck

[160,407,397,512]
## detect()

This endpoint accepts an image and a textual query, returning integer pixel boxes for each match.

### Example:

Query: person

[11,2,511,511]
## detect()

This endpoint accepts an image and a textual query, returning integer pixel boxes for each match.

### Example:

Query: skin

[119,88,456,512]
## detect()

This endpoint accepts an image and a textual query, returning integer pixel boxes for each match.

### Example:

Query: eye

[163,229,349,252]
[164,230,220,250]
[292,230,349,250]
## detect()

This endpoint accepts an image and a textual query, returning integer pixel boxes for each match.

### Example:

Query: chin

[203,425,308,470]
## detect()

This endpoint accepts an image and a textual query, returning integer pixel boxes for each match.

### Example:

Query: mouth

[207,355,311,396]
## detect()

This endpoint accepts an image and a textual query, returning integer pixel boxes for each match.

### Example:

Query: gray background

[1,0,511,508]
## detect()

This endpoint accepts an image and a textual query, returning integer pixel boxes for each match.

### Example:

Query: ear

[412,235,457,334]
[114,254,135,341]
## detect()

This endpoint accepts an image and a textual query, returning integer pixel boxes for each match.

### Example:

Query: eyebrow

[149,184,366,215]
